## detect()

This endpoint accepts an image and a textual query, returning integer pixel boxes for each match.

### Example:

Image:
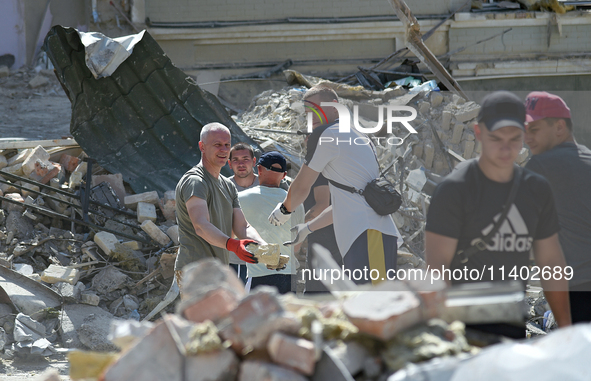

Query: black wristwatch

[280,203,292,215]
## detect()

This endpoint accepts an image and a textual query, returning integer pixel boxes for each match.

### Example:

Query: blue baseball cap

[258,151,287,172]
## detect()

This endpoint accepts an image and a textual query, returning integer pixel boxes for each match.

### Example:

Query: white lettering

[386,105,417,134]
[353,105,384,133]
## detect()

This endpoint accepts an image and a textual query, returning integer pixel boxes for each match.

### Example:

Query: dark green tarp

[43,26,259,194]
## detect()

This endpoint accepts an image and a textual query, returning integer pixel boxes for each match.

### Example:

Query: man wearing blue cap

[425,91,571,338]
[238,151,305,293]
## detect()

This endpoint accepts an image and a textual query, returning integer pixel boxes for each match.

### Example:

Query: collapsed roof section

[42,25,259,194]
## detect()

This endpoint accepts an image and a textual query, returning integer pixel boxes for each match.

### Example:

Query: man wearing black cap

[426,91,571,338]
[238,151,305,293]
[525,92,591,323]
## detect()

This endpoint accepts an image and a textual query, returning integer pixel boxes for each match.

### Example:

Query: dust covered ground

[0,68,72,141]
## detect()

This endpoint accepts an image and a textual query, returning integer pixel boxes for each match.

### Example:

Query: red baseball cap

[525,91,571,123]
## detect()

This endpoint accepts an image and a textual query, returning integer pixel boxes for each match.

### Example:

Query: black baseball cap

[477,91,526,131]
[258,151,287,172]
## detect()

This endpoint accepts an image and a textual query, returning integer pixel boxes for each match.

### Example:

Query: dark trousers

[569,281,591,324]
[229,264,248,284]
[343,229,398,285]
[250,274,293,294]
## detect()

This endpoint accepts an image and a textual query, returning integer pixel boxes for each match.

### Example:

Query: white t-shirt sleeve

[306,129,340,173]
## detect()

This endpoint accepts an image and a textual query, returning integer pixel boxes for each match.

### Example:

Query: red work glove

[226,238,258,264]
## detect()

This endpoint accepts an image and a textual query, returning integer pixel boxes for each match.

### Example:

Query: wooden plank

[0,139,79,150]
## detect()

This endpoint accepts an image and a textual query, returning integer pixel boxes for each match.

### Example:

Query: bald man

[174,122,266,291]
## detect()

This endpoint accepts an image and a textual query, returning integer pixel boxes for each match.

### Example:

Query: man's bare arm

[284,164,319,212]
[186,196,231,248]
[305,185,330,222]
[232,207,266,244]
[425,231,459,286]
[533,233,572,327]
[308,205,333,232]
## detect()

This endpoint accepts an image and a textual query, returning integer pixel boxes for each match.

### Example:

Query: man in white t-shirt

[269,86,401,285]
[240,151,305,293]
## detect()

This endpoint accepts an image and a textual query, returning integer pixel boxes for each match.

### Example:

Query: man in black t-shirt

[524,91,591,323]
[426,91,571,337]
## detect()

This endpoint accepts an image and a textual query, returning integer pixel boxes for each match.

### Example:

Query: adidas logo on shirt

[471,204,533,253]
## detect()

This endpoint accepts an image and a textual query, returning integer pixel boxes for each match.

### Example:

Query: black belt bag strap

[328,176,402,216]
[456,165,523,264]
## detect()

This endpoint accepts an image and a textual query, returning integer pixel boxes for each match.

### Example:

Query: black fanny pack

[328,176,402,216]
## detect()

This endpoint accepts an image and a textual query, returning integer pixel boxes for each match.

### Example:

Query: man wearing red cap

[525,91,591,323]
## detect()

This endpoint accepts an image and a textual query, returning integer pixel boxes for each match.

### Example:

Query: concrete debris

[40,264,80,285]
[124,190,159,210]
[140,220,171,246]
[91,266,129,294]
[267,332,316,375]
[240,361,308,381]
[28,74,50,88]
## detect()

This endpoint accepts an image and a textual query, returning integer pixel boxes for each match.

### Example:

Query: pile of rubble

[0,143,180,357]
[68,259,478,381]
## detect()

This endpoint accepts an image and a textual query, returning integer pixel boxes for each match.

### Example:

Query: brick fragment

[137,201,157,223]
[267,332,316,375]
[124,191,159,210]
[59,154,80,172]
[140,220,171,246]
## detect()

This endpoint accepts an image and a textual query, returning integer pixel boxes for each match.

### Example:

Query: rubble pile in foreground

[68,259,477,381]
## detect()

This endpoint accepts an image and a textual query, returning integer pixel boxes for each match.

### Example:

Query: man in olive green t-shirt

[175,122,266,290]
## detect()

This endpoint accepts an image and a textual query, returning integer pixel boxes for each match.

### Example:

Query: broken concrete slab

[52,281,82,303]
[140,220,171,246]
[91,266,129,294]
[240,361,308,381]
[40,264,80,285]
[342,284,422,341]
[0,155,6,170]
[104,315,240,381]
[124,191,159,210]
[0,265,62,316]
[6,210,35,239]
[80,291,100,306]
[21,145,51,176]
[60,304,118,350]
[267,332,316,375]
